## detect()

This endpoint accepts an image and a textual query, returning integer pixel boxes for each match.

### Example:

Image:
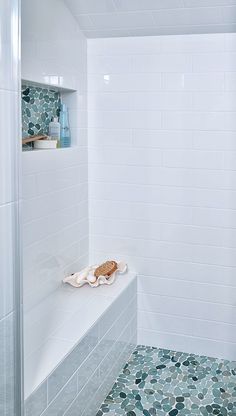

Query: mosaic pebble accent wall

[21,84,61,139]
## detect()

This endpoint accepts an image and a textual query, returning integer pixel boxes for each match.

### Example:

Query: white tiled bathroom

[1,1,236,416]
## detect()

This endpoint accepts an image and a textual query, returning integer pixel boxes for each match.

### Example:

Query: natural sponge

[94,260,118,278]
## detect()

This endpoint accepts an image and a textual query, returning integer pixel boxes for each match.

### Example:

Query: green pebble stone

[176,403,184,410]
[213,390,221,398]
[169,409,178,416]
[176,396,184,402]
[163,404,172,412]
[153,401,161,410]
[135,401,143,411]
[150,379,157,384]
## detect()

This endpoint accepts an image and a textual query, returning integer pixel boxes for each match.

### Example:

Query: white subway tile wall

[88,33,236,361]
[21,0,89,399]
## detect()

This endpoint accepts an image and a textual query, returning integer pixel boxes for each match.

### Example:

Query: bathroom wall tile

[138,310,236,344]
[138,328,236,362]
[89,33,236,360]
[47,325,98,403]
[0,313,15,416]
[42,373,77,416]
[22,6,89,398]
[138,275,236,305]
[25,275,137,414]
[64,369,100,416]
[0,0,19,92]
[25,383,47,416]
[138,292,236,325]
[76,343,103,394]
[0,204,15,320]
[24,337,74,399]
[0,90,18,205]
[131,53,192,73]
[51,296,112,344]
[192,52,236,72]
[162,72,225,91]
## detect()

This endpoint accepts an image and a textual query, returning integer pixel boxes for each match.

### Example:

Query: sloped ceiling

[64,0,236,38]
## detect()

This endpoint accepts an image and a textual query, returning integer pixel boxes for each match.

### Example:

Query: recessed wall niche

[21,83,61,150]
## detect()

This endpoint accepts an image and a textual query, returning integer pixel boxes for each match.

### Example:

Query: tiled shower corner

[97,345,236,416]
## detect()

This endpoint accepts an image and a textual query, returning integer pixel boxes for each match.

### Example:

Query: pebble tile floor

[97,345,236,416]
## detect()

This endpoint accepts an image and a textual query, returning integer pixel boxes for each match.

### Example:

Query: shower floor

[97,345,236,416]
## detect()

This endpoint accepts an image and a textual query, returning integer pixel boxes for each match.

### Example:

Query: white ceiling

[64,0,236,38]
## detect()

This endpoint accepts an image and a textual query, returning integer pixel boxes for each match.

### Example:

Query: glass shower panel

[0,0,22,415]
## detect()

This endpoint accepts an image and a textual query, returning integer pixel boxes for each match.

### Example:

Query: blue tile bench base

[25,278,137,416]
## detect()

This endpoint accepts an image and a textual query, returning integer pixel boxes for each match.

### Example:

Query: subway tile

[24,338,74,399]
[88,73,162,93]
[47,325,99,403]
[137,328,236,361]
[192,52,236,72]
[0,204,14,320]
[88,92,132,111]
[23,183,87,223]
[64,369,100,416]
[193,130,236,150]
[90,199,193,225]
[138,310,236,343]
[160,32,225,53]
[77,343,102,394]
[162,72,225,91]
[138,292,236,325]
[88,55,132,74]
[138,275,236,305]
[0,0,19,91]
[89,128,132,147]
[162,111,236,131]
[163,149,224,169]
[192,91,236,111]
[25,383,47,416]
[51,296,112,343]
[131,91,193,111]
[131,53,192,73]
[0,313,15,416]
[132,129,193,149]
[0,90,18,205]
[23,201,88,247]
[89,110,162,129]
[89,146,162,167]
[42,374,77,416]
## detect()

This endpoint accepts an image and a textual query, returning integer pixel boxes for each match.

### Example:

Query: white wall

[21,1,88,316]
[88,33,236,361]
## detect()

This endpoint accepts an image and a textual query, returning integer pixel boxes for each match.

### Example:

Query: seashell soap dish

[63,260,127,288]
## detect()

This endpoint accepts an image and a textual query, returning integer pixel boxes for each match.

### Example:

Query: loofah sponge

[94,260,118,278]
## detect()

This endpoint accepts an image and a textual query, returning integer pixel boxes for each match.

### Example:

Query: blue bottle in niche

[60,103,71,147]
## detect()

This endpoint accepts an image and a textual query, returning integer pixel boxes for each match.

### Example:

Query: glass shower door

[0,0,22,415]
